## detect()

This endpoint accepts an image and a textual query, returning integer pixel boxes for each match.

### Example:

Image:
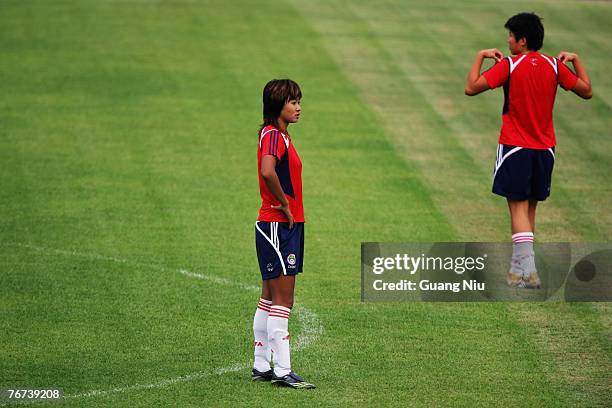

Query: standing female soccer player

[251,79,315,389]
[464,12,592,288]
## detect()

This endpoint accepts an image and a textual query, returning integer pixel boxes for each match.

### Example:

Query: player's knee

[274,297,293,309]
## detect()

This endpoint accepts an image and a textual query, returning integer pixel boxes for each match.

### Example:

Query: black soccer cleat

[271,371,316,389]
[251,368,274,381]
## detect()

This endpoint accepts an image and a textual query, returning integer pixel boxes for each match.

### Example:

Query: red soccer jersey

[483,51,578,149]
[257,125,305,222]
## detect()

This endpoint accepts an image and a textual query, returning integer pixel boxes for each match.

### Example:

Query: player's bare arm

[260,155,294,229]
[465,49,504,96]
[558,51,593,99]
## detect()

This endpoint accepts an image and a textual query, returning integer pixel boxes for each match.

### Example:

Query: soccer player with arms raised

[251,79,315,389]
[464,12,592,288]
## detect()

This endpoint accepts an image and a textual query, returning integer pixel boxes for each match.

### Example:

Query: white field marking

[292,304,324,351]
[10,242,261,292]
[67,363,250,400]
[177,268,260,292]
[2,242,323,400]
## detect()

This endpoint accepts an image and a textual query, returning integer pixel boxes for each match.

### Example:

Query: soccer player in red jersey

[464,12,592,288]
[251,79,314,389]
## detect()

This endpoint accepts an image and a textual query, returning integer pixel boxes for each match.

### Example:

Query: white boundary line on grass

[3,242,323,401]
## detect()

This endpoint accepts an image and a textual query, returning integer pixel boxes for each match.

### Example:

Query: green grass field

[1,0,611,406]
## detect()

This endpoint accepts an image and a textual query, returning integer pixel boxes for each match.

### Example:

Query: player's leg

[252,280,273,380]
[268,275,295,380]
[519,201,541,289]
[261,280,272,300]
[522,200,539,285]
[528,199,538,233]
[507,199,531,234]
[270,274,295,307]
[507,199,537,287]
[518,148,554,288]
[267,222,314,389]
[493,145,539,288]
[261,280,273,366]
[268,274,313,388]
[252,222,276,381]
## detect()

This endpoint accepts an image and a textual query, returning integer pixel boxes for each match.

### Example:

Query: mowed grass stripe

[291,1,511,241]
[536,3,612,238]
[509,302,612,407]
[577,5,612,109]
[481,5,612,403]
[291,1,586,406]
[293,0,611,406]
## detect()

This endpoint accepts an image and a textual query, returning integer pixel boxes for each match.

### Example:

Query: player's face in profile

[508,31,525,55]
[280,99,302,123]
[507,31,524,55]
[280,99,301,124]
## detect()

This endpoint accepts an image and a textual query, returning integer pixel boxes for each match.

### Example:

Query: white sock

[512,232,536,273]
[253,298,272,372]
[268,305,292,377]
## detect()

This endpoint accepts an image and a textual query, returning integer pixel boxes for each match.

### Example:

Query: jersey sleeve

[482,59,510,89]
[260,130,287,161]
[557,61,579,91]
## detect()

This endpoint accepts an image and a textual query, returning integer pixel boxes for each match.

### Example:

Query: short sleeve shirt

[257,125,304,222]
[483,52,578,149]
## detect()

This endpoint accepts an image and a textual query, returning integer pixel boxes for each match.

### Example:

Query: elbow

[575,82,593,99]
[261,169,275,180]
[464,86,475,96]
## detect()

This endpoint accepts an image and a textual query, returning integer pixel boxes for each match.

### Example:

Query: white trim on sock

[512,232,534,244]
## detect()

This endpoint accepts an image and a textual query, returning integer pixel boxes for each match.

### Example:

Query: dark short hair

[504,12,544,51]
[260,79,302,133]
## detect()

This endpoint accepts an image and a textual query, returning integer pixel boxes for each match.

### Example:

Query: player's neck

[277,118,288,133]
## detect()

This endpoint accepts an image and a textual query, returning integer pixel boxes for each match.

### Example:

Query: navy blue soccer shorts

[255,221,304,280]
[492,144,555,201]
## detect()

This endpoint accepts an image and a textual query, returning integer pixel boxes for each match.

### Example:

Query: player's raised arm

[557,51,592,99]
[464,49,504,96]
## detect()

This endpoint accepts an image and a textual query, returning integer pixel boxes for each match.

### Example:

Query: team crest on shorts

[266,263,274,272]
[287,254,296,266]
